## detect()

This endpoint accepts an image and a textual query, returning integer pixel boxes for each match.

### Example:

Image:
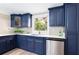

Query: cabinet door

[4,36,15,51]
[27,37,34,52]
[34,37,46,55]
[49,8,57,26]
[16,35,27,50]
[5,39,10,51]
[0,40,6,54]
[77,4,79,34]
[22,14,28,27]
[0,37,10,54]
[65,4,77,34]
[77,35,79,54]
[1,37,10,53]
[11,15,15,27]
[77,4,79,54]
[57,6,65,26]
[65,34,77,55]
[16,35,22,48]
[21,36,28,50]
[11,14,22,27]
[9,39,16,49]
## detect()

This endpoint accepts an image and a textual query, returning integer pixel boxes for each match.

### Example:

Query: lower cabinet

[5,36,16,51]
[0,35,16,54]
[64,34,77,55]
[27,37,34,52]
[0,35,46,55]
[34,37,46,55]
[16,35,34,52]
[0,40,6,54]
[16,35,27,50]
[16,35,46,55]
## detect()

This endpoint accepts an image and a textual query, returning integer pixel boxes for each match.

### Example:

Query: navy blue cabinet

[65,35,77,55]
[0,35,46,55]
[8,36,16,49]
[49,6,65,26]
[65,4,77,34]
[11,14,15,27]
[0,39,6,54]
[34,37,46,55]
[11,13,32,27]
[22,13,32,27]
[57,6,65,26]
[0,35,16,54]
[21,14,28,27]
[5,36,16,51]
[16,35,27,50]
[77,4,79,34]
[27,36,34,52]
[16,36,34,52]
[16,35,46,55]
[11,14,22,27]
[64,4,78,55]
[49,8,57,26]
[77,4,79,54]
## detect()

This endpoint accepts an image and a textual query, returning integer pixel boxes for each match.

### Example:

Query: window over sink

[32,13,49,35]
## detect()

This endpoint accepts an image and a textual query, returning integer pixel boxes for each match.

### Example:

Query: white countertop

[0,34,15,36]
[19,34,65,39]
[0,33,65,39]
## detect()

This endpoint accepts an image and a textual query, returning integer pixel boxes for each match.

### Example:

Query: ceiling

[0,3,63,14]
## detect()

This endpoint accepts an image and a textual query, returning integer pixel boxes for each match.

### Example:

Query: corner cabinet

[11,13,32,28]
[16,35,46,55]
[49,6,65,26]
[16,35,28,50]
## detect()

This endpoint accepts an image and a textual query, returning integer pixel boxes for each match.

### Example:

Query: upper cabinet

[11,14,22,27]
[65,4,77,34]
[49,8,57,26]
[22,13,32,27]
[49,6,65,26]
[11,13,32,28]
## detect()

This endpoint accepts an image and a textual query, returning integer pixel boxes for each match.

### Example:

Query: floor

[3,48,37,55]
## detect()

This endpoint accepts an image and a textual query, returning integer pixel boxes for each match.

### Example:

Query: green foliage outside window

[35,18,47,31]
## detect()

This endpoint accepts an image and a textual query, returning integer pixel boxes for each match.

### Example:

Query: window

[32,13,49,35]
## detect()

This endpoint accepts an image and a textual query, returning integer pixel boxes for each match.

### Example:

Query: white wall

[0,13,11,34]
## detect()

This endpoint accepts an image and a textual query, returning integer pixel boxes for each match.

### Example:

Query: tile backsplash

[49,27,65,36]
[19,27,32,34]
[10,27,32,34]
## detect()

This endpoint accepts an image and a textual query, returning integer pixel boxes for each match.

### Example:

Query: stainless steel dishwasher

[46,39,64,55]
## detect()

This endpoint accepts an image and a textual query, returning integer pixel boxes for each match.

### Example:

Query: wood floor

[3,48,37,55]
